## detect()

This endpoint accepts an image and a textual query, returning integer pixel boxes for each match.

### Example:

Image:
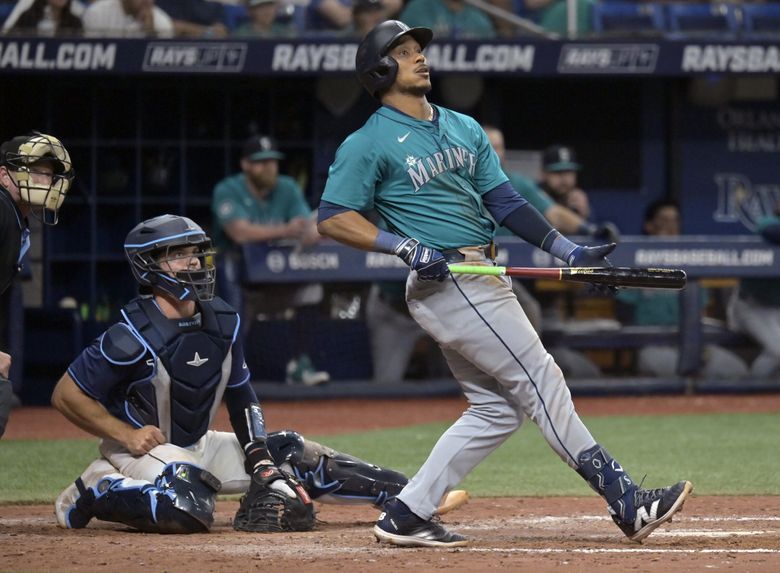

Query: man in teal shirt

[401,0,496,38]
[211,134,327,386]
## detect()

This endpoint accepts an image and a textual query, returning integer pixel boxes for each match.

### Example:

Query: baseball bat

[447,265,687,290]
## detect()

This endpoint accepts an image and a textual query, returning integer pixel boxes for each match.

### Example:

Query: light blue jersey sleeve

[321,131,381,212]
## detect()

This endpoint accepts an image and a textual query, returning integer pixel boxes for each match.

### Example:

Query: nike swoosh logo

[397,132,410,143]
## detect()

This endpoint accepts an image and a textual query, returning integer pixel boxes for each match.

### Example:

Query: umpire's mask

[0,132,74,225]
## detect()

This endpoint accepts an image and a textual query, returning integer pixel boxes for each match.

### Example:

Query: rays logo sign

[714,173,780,231]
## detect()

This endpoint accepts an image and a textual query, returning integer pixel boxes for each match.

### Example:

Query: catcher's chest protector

[122,297,237,446]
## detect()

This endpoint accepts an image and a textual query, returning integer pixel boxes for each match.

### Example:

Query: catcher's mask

[0,132,74,225]
[124,214,216,303]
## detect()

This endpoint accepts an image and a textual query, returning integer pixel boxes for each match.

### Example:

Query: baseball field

[1,394,779,572]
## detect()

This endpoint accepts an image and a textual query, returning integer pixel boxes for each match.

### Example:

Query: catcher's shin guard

[576,444,638,523]
[266,430,407,507]
[65,463,221,533]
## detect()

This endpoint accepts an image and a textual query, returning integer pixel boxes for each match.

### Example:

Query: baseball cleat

[612,480,693,542]
[55,478,97,529]
[374,498,468,548]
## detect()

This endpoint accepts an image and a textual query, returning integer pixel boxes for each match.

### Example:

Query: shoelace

[635,486,669,505]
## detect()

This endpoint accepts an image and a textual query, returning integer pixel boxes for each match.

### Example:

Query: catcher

[52,214,466,534]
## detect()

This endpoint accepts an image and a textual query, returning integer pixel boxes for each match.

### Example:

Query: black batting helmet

[356,20,433,100]
[124,214,216,303]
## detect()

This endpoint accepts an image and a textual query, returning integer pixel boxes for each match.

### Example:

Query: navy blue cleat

[63,478,98,529]
[612,480,693,542]
[373,498,467,548]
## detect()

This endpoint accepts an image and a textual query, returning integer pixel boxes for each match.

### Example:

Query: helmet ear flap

[372,55,398,99]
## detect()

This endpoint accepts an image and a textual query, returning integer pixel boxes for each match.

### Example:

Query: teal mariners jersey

[211,173,311,251]
[321,105,508,251]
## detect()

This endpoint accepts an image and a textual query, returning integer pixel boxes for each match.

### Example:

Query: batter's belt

[441,242,497,263]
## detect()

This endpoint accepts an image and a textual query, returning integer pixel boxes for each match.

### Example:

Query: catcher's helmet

[356,20,433,99]
[0,132,74,225]
[124,214,216,303]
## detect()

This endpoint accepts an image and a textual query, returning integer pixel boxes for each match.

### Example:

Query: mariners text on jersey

[406,146,477,192]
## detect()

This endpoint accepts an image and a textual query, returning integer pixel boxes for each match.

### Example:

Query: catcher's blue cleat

[373,498,467,548]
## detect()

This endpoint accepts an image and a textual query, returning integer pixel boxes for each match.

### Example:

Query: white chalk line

[461,515,780,531]
[467,548,780,555]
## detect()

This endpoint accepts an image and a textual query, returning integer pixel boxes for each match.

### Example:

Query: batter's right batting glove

[395,238,450,281]
[567,242,616,268]
[568,242,619,294]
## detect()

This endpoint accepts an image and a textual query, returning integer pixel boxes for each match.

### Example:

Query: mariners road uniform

[322,104,598,519]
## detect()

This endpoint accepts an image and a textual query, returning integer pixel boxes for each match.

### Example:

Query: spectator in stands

[344,0,384,38]
[728,203,780,379]
[211,134,329,386]
[232,0,295,37]
[401,0,496,39]
[618,199,749,379]
[308,0,401,35]
[82,0,173,38]
[2,0,83,36]
[483,124,605,379]
[539,144,593,221]
[522,0,593,36]
[155,0,228,38]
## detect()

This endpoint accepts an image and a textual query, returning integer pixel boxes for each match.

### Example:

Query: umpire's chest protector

[121,297,237,447]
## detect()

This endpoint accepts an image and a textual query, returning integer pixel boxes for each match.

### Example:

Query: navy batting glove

[568,243,618,294]
[395,238,450,282]
[567,242,617,268]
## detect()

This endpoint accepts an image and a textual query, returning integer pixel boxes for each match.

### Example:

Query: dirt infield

[2,394,779,572]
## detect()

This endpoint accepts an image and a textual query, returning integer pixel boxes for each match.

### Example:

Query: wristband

[374,229,406,254]
[542,230,580,264]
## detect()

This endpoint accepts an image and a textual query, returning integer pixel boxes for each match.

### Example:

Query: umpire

[0,132,73,437]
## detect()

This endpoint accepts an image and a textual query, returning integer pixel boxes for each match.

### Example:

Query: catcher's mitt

[233,463,315,533]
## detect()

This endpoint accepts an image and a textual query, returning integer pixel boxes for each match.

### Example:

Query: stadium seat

[741,3,780,38]
[666,2,739,37]
[591,2,666,36]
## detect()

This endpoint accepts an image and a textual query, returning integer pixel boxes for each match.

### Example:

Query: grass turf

[1,412,777,504]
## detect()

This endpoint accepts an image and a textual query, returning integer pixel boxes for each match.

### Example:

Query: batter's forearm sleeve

[482,182,528,224]
[502,203,581,264]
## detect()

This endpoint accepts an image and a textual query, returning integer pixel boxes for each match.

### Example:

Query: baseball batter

[317,20,693,548]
